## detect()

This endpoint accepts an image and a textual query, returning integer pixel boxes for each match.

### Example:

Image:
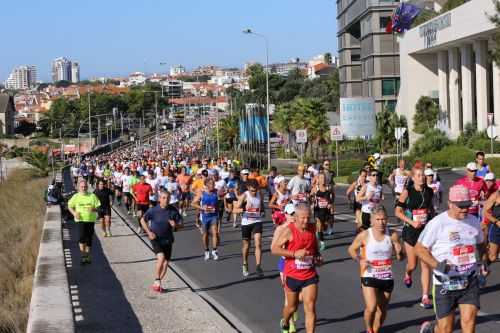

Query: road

[113,170,500,332]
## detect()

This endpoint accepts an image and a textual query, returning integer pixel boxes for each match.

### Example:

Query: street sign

[487,125,497,139]
[296,129,307,143]
[330,126,343,141]
[488,113,494,126]
[394,127,407,140]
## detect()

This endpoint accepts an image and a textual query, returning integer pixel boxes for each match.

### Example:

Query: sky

[1,0,337,82]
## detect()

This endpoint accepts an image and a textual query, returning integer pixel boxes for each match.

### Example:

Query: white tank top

[362,229,393,280]
[393,169,408,194]
[276,190,289,209]
[361,184,382,213]
[242,192,262,225]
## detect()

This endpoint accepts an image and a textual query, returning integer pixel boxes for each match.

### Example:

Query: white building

[51,57,72,82]
[128,72,146,86]
[5,65,37,90]
[396,0,500,143]
[71,62,80,83]
[170,65,186,77]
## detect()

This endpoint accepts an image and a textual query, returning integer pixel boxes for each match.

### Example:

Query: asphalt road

[115,170,500,333]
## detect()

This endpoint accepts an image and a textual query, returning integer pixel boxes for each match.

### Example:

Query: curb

[26,204,74,333]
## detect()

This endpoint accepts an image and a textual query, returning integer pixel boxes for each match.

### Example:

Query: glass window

[382,79,396,96]
[379,16,391,30]
[385,100,397,111]
[351,53,361,62]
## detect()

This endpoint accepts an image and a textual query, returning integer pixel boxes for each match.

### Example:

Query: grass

[0,170,47,333]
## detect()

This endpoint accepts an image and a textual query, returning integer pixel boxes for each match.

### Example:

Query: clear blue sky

[1,0,337,82]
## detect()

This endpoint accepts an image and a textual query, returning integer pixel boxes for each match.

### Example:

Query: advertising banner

[340,97,376,138]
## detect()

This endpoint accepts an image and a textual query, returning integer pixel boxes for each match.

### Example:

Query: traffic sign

[330,126,343,141]
[296,129,307,143]
[394,127,407,140]
[487,125,497,139]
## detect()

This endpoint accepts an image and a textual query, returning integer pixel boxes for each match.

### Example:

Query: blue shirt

[143,205,181,240]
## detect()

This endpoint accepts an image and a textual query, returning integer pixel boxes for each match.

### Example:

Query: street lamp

[243,28,271,170]
[144,90,161,153]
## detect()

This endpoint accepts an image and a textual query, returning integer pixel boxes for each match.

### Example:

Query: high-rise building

[71,62,80,83]
[5,65,38,90]
[51,57,72,82]
[170,65,186,77]
[337,0,400,112]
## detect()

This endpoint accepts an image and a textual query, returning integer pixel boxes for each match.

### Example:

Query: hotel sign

[419,13,451,49]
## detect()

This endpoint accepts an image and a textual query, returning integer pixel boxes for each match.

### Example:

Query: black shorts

[361,212,371,230]
[314,209,330,223]
[98,207,111,218]
[124,192,133,201]
[136,204,149,215]
[285,275,319,293]
[361,277,394,293]
[114,185,122,192]
[402,225,424,247]
[151,237,173,260]
[433,277,480,319]
[78,223,95,246]
[353,201,361,212]
[217,200,225,219]
[242,222,263,240]
[180,192,190,201]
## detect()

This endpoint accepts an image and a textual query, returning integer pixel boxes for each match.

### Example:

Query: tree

[375,104,407,153]
[54,80,72,88]
[489,0,500,65]
[413,96,439,134]
[217,114,239,152]
[324,52,333,65]
[24,151,49,177]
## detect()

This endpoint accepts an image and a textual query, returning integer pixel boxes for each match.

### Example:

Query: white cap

[284,203,295,215]
[424,168,434,176]
[274,176,286,185]
[485,172,495,181]
[466,162,478,171]
[241,169,250,175]
[373,153,381,160]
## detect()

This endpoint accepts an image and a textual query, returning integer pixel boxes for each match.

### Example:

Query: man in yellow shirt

[68,179,101,264]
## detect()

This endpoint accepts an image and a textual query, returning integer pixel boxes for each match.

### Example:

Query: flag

[389,3,422,34]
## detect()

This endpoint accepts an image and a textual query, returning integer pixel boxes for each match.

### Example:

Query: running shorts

[97,207,111,218]
[114,185,122,192]
[241,222,263,240]
[285,275,319,293]
[361,212,371,230]
[433,277,480,320]
[353,201,361,213]
[78,223,95,246]
[151,237,173,260]
[314,208,330,223]
[402,224,424,247]
[201,216,217,232]
[136,204,149,215]
[360,277,394,293]
[488,223,500,245]
[180,192,190,201]
[217,200,225,219]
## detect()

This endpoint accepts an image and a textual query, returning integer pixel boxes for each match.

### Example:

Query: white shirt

[418,211,483,284]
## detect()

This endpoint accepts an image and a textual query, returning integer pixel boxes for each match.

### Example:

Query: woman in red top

[272,203,322,333]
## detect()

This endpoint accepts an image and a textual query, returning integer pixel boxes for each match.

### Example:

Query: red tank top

[284,223,318,280]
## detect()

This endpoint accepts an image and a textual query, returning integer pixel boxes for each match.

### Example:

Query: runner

[146,170,160,207]
[94,179,114,237]
[112,166,123,206]
[234,179,265,277]
[347,169,368,233]
[132,174,153,234]
[225,171,240,227]
[454,162,488,219]
[176,166,192,217]
[121,167,133,214]
[417,185,488,333]
[425,168,442,213]
[140,190,183,293]
[271,203,322,333]
[68,179,101,264]
[348,205,402,333]
[311,173,334,250]
[475,151,490,179]
[269,176,290,226]
[287,164,310,206]
[267,166,278,201]
[163,172,180,209]
[482,180,500,268]
[357,169,383,230]
[214,171,227,233]
[388,159,410,202]
[395,167,434,309]
[192,178,219,260]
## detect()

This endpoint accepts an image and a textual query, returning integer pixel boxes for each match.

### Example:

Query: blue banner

[340,98,376,138]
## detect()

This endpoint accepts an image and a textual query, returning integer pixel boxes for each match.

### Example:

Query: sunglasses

[452,202,472,209]
[370,173,378,176]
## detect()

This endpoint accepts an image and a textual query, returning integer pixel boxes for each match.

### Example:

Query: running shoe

[182,211,187,217]
[404,274,412,288]
[107,229,112,237]
[127,210,132,215]
[256,264,264,277]
[242,264,249,277]
[420,295,433,309]
[151,284,165,293]
[280,319,289,333]
[212,250,219,261]
[292,311,299,322]
[319,241,326,251]
[289,319,296,333]
[103,232,109,237]
[233,222,237,228]
[419,321,434,333]
[204,251,210,261]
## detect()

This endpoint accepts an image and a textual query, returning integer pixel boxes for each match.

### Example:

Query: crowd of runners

[64,117,500,333]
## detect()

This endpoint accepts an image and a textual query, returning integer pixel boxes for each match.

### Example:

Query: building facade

[265,60,308,76]
[337,0,400,112]
[396,0,500,143]
[71,62,80,83]
[51,57,72,82]
[5,65,37,90]
[0,94,16,136]
[170,65,186,77]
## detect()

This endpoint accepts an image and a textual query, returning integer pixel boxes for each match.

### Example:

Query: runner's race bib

[318,197,329,209]
[452,245,476,274]
[412,208,428,225]
[296,193,307,202]
[295,256,314,270]
[205,205,216,213]
[369,259,393,280]
[247,207,260,220]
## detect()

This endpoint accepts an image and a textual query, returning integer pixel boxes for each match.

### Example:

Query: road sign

[488,113,494,126]
[330,126,343,141]
[394,127,407,140]
[487,125,497,139]
[296,129,307,143]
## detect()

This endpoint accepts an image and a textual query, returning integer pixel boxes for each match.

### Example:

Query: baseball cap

[274,176,286,185]
[485,172,495,181]
[449,185,472,208]
[241,169,250,175]
[373,153,381,160]
[284,203,295,215]
[466,162,478,171]
[424,168,434,176]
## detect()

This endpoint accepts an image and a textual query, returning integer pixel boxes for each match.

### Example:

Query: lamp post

[160,62,168,97]
[243,28,271,170]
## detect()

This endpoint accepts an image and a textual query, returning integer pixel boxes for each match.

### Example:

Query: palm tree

[218,114,240,153]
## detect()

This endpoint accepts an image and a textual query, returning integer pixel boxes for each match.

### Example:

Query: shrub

[486,158,500,175]
[413,96,439,134]
[410,129,451,156]
[337,159,365,177]
[419,145,474,168]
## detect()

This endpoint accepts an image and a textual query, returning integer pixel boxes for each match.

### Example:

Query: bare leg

[254,232,262,266]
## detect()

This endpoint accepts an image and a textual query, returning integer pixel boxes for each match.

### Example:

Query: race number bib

[369,259,393,280]
[318,197,329,209]
[247,207,261,220]
[295,256,314,270]
[452,245,476,274]
[296,193,307,202]
[205,205,216,213]
[412,209,428,225]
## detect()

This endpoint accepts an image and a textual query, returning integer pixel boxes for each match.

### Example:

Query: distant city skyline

[0,0,337,82]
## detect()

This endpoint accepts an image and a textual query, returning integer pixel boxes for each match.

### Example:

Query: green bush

[410,129,452,156]
[337,159,365,177]
[419,145,474,168]
[486,158,500,175]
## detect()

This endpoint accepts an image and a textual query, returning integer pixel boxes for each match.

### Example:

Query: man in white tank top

[389,159,410,200]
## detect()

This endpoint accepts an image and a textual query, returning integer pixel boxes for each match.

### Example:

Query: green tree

[375,104,407,153]
[24,151,49,177]
[217,114,240,152]
[54,80,72,88]
[324,52,333,65]
[413,96,439,134]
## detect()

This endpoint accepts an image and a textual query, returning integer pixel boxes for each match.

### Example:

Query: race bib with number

[368,259,393,280]
[412,208,428,224]
[451,245,476,275]
[318,197,329,209]
[295,256,314,270]
[205,205,216,213]
[247,207,260,220]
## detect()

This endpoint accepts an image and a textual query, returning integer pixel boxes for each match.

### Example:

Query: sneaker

[85,255,91,264]
[212,250,219,261]
[292,311,299,322]
[404,274,412,288]
[103,231,109,237]
[420,295,433,309]
[182,211,187,217]
[204,251,210,261]
[127,210,132,215]
[289,319,296,333]
[326,226,333,235]
[419,321,434,333]
[242,264,249,277]
[256,264,264,277]
[280,319,289,333]
[151,284,165,293]
[107,229,112,237]
[233,222,237,228]
[319,241,326,251]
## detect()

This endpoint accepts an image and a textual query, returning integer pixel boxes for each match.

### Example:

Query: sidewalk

[62,212,236,333]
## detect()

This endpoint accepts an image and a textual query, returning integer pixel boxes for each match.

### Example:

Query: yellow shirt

[68,192,101,223]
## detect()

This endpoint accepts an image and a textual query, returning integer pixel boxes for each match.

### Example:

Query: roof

[0,94,15,114]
